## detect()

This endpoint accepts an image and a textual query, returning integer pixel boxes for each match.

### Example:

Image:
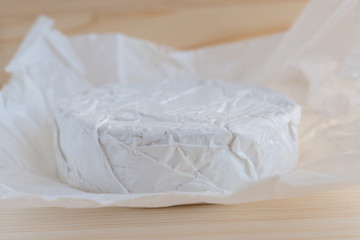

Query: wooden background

[2,0,360,239]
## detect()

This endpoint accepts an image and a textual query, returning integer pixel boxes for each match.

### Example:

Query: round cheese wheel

[54,80,301,194]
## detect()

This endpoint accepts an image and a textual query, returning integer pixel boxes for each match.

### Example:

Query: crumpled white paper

[1,0,360,208]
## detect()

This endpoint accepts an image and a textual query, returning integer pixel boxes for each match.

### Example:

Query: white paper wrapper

[1,0,360,208]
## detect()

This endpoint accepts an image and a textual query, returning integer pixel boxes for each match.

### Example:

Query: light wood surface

[1,186,360,240]
[3,0,360,239]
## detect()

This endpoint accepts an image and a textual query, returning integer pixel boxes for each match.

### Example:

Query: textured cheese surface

[54,80,301,194]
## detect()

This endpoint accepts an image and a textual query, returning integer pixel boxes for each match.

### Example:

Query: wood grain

[1,186,360,240]
[3,1,360,240]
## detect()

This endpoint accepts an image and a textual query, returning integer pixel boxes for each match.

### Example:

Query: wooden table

[2,0,360,239]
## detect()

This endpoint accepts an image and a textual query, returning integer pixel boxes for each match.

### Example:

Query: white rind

[54,80,301,194]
